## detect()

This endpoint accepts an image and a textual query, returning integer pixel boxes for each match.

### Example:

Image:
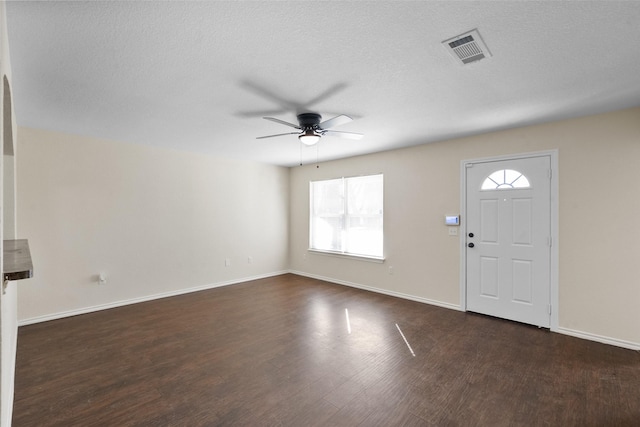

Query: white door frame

[459,150,559,331]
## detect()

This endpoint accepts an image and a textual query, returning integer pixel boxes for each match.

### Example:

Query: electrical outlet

[225,258,231,267]
[388,266,394,275]
[448,227,458,236]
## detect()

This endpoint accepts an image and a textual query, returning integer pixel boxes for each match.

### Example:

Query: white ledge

[307,249,385,263]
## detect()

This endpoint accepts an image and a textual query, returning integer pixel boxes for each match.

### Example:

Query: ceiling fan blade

[256,132,300,140]
[263,117,301,129]
[319,114,353,130]
[241,81,300,111]
[323,130,364,140]
[236,108,289,118]
[304,83,348,108]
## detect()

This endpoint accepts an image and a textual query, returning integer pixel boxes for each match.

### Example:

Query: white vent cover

[442,29,491,65]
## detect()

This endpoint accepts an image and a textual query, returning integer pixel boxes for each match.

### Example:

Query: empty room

[1,1,639,426]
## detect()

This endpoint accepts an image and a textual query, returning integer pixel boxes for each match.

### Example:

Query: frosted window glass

[310,174,383,258]
[482,169,530,190]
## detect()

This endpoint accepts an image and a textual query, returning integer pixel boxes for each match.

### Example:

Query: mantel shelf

[3,239,33,282]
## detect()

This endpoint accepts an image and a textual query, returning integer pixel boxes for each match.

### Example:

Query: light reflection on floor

[345,308,351,334]
[395,323,416,357]
[304,297,416,373]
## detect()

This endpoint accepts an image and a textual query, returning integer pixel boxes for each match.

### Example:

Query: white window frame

[309,174,384,261]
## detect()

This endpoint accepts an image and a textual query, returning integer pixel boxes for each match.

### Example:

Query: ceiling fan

[257,113,363,146]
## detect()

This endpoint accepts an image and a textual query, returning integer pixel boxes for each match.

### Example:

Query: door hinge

[548,304,552,315]
[548,169,552,179]
[547,236,552,247]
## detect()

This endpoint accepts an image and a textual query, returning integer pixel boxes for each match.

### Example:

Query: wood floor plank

[13,274,640,426]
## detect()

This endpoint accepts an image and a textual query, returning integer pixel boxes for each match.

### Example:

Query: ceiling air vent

[442,29,491,65]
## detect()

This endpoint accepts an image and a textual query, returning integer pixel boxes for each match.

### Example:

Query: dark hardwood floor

[13,274,640,426]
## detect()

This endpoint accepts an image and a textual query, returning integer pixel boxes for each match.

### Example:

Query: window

[310,174,383,259]
[481,169,530,190]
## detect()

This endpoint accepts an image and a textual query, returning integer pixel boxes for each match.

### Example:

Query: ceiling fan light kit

[299,130,321,146]
[257,112,363,145]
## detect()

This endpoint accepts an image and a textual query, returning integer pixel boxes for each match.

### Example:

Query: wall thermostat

[445,215,460,226]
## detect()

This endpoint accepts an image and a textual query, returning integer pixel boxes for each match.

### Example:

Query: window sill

[307,249,385,263]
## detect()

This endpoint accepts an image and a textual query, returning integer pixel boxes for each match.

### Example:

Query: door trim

[459,150,559,330]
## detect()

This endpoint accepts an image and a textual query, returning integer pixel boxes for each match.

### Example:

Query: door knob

[468,243,475,248]
[468,233,474,238]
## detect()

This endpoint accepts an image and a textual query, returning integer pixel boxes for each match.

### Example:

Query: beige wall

[289,107,640,348]
[16,128,290,322]
[14,108,640,350]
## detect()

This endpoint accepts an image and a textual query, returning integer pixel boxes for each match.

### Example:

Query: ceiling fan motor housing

[257,112,361,141]
[297,113,322,130]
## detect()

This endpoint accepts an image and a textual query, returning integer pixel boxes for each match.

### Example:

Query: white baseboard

[289,270,463,312]
[291,271,640,352]
[555,327,640,351]
[19,270,640,352]
[18,271,289,326]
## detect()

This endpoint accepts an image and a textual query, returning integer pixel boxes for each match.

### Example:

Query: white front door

[465,155,551,327]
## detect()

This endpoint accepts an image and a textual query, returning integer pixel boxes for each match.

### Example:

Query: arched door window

[481,169,530,190]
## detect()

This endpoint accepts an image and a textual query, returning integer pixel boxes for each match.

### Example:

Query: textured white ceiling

[7,1,640,166]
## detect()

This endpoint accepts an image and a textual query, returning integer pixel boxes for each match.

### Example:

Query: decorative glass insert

[482,169,530,190]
